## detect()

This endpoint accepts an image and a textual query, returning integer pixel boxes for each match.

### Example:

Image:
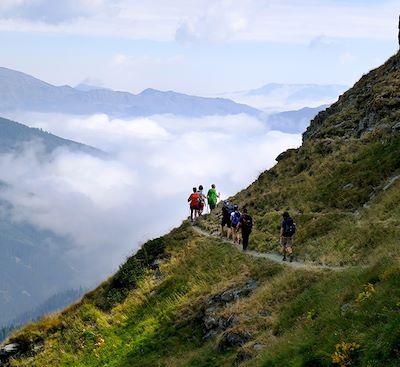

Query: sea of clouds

[0,112,301,283]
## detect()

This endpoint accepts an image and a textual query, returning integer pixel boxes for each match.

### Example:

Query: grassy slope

[5,54,400,366]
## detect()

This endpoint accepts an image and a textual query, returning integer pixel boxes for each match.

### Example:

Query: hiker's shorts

[221,216,231,228]
[280,236,293,248]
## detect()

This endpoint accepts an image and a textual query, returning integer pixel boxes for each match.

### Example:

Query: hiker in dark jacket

[238,208,253,251]
[221,200,233,238]
[280,211,296,262]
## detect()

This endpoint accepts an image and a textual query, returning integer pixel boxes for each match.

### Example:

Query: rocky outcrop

[202,280,257,341]
[303,52,400,142]
[0,339,44,366]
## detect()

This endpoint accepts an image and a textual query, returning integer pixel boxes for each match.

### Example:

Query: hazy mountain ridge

[0,116,100,155]
[0,288,85,342]
[220,83,347,112]
[2,53,399,366]
[0,67,262,118]
[266,104,328,133]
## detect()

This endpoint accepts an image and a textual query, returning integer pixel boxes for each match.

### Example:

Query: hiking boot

[282,256,287,261]
[289,254,294,263]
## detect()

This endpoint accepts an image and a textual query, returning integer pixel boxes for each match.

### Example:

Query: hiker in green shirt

[207,184,220,211]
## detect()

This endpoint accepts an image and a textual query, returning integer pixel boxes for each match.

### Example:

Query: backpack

[241,215,253,230]
[222,202,234,217]
[231,211,240,226]
[283,217,296,237]
[189,193,200,207]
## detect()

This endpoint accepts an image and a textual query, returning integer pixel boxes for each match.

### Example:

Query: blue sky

[0,0,398,94]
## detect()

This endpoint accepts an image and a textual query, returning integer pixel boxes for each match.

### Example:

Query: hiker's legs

[242,230,250,251]
[280,237,288,260]
[231,226,236,242]
[236,229,241,244]
[190,207,195,221]
[281,237,293,261]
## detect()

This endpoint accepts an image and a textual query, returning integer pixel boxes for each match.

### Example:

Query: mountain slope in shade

[0,116,101,325]
[0,67,262,118]
[0,116,101,155]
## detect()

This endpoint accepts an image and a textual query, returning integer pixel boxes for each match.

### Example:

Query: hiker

[221,200,233,238]
[230,205,241,244]
[238,208,253,251]
[197,185,207,215]
[207,184,220,211]
[188,187,199,221]
[280,211,296,262]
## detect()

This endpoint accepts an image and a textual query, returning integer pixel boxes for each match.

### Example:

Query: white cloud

[0,0,396,42]
[339,52,356,65]
[0,0,116,24]
[2,111,301,282]
[175,1,248,42]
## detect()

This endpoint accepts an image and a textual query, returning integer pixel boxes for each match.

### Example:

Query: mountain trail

[191,224,353,271]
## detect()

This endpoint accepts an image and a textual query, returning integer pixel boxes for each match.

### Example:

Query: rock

[235,349,253,363]
[383,175,400,191]
[275,149,297,162]
[218,330,252,350]
[253,343,266,351]
[392,122,400,131]
[342,183,353,190]
[341,302,353,315]
[202,280,257,340]
[0,343,20,364]
[213,280,258,304]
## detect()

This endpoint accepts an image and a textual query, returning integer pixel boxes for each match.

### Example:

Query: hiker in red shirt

[188,187,200,222]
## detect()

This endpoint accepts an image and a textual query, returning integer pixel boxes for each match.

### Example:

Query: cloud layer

[1,112,301,282]
[0,0,396,42]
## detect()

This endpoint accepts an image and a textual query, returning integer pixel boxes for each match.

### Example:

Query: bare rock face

[217,330,253,351]
[202,279,257,341]
[303,52,400,142]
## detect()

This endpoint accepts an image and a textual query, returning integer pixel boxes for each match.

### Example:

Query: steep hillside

[1,53,400,367]
[0,67,262,118]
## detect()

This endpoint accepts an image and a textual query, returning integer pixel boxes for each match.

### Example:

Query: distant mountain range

[0,67,262,118]
[219,83,347,112]
[266,105,328,133]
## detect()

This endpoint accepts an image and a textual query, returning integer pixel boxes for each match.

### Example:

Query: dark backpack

[222,202,234,218]
[283,217,296,237]
[241,215,253,230]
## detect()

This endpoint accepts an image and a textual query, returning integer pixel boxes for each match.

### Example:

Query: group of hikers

[188,185,296,262]
[187,184,220,221]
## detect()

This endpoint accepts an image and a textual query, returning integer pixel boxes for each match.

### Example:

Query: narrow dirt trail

[191,225,352,271]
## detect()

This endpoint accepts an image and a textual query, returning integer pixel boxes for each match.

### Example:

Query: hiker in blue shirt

[230,205,241,244]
